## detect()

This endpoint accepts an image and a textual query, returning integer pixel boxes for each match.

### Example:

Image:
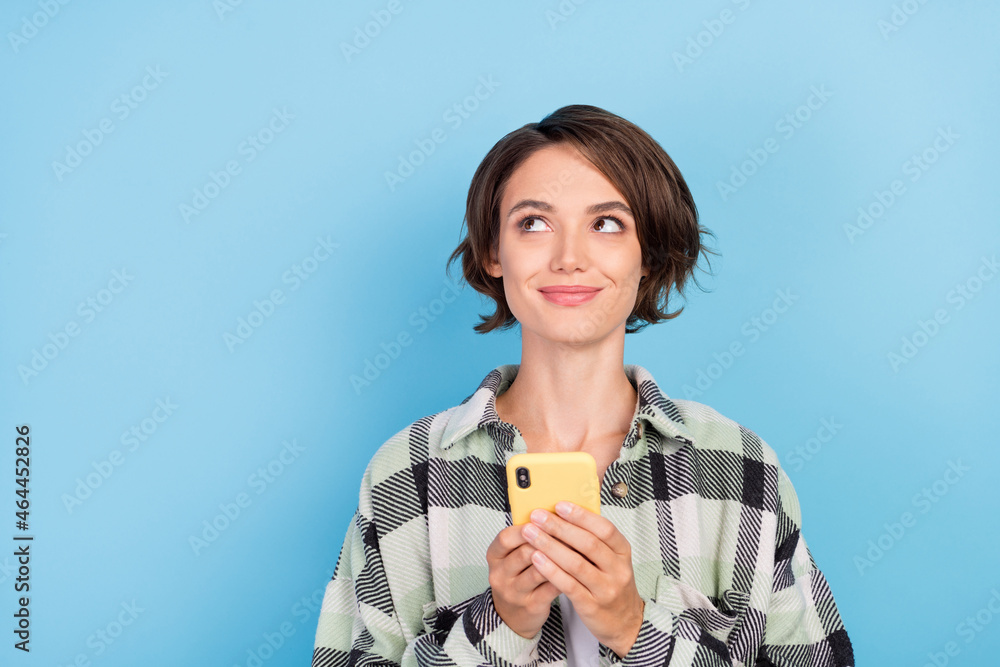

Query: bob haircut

[447,104,718,335]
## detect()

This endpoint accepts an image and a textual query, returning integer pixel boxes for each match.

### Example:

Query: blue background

[2,1,998,665]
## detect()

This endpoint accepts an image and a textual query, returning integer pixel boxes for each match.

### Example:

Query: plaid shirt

[311,364,854,667]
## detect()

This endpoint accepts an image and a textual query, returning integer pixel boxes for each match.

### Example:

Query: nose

[551,226,588,273]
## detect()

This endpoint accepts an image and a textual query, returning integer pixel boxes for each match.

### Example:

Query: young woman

[311,105,854,667]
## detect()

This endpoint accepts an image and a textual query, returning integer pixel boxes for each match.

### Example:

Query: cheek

[498,248,537,285]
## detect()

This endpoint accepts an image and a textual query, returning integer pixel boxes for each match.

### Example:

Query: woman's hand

[486,523,562,639]
[520,501,645,659]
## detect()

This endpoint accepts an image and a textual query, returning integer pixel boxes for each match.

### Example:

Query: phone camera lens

[516,466,530,489]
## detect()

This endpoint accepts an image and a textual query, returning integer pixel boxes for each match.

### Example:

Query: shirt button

[611,481,628,498]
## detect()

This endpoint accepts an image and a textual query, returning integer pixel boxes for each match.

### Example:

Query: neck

[495,338,638,453]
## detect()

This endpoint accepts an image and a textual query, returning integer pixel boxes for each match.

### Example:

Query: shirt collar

[440,364,696,451]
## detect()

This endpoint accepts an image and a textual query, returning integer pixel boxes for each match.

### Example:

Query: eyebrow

[505,199,634,220]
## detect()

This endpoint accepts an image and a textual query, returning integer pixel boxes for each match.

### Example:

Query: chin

[531,322,612,346]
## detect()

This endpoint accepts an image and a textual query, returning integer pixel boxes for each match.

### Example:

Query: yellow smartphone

[505,451,601,525]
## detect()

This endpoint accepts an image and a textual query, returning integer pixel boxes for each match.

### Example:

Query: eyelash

[515,215,626,233]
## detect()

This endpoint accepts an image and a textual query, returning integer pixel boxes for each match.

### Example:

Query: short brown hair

[446,104,718,334]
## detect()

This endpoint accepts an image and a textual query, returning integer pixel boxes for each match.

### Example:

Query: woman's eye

[594,216,625,232]
[518,215,624,232]
[519,216,548,232]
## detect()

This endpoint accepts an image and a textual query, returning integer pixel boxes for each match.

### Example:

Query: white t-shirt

[559,593,600,666]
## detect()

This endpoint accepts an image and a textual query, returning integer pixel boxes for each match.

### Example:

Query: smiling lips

[537,285,603,306]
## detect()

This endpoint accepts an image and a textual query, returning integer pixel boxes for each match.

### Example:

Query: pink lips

[538,285,602,306]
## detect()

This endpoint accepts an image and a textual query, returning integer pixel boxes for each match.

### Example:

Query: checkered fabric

[311,364,854,666]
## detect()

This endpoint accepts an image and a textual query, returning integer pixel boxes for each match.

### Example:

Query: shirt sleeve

[753,466,854,666]
[604,467,853,667]
[310,458,544,667]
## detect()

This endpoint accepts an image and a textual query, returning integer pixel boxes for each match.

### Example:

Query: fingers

[487,524,562,638]
[509,544,538,577]
[522,507,618,573]
[551,502,630,557]
[502,544,550,592]
[531,580,561,604]
[487,524,530,561]
[520,504,636,598]
[525,525,606,595]
[528,545,590,600]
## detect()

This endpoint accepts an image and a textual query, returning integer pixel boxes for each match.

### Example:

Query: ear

[486,247,502,278]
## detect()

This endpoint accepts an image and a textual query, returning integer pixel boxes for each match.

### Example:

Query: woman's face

[487,142,647,345]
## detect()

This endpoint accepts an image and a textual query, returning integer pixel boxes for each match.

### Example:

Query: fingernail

[523,524,539,540]
[530,509,547,524]
[555,502,572,517]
